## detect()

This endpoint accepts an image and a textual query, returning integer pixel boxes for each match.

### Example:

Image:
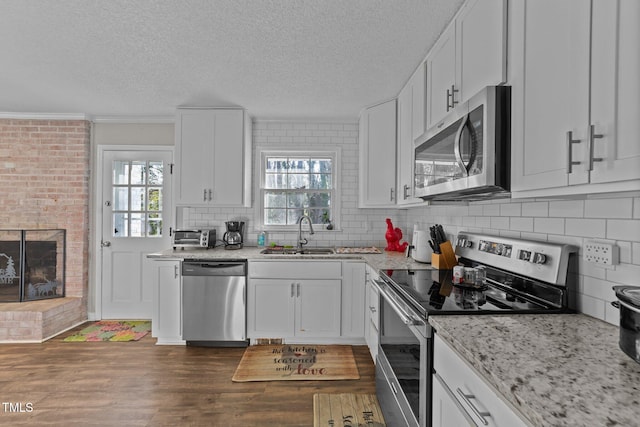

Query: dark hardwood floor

[0,324,376,426]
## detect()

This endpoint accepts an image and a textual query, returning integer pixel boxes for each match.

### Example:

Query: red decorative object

[384,218,408,252]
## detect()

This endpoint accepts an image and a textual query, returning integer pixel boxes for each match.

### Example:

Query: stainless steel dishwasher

[181,260,248,347]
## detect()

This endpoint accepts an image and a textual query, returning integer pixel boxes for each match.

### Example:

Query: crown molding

[253,117,358,124]
[91,115,174,124]
[0,112,93,121]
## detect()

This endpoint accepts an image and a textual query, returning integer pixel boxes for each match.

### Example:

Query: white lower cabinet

[249,278,341,338]
[433,334,527,427]
[150,260,184,345]
[364,265,380,363]
[432,374,476,427]
[341,261,366,338]
[248,260,365,342]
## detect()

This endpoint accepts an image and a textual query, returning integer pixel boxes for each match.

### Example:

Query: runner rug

[231,344,360,382]
[313,393,386,427]
[63,320,151,342]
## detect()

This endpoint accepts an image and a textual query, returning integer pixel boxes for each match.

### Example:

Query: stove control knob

[457,238,472,248]
[532,252,547,264]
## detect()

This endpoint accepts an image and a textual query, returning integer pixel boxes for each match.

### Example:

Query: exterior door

[101,149,173,319]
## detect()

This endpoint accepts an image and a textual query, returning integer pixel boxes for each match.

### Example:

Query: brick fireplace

[0,119,89,341]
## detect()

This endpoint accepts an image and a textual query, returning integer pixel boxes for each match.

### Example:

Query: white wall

[93,122,174,146]
[181,120,405,248]
[405,194,640,325]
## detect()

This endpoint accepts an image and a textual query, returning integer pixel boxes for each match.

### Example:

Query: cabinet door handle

[450,84,459,108]
[456,388,490,426]
[588,124,604,171]
[566,131,582,173]
[174,265,179,279]
[446,88,451,112]
[297,283,300,297]
[291,283,295,298]
[403,184,410,200]
[369,305,377,313]
[203,189,207,202]
[208,189,212,201]
[389,188,394,202]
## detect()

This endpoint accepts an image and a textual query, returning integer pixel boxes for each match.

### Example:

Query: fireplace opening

[0,229,65,303]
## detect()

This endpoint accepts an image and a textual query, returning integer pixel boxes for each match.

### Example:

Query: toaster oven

[172,229,216,250]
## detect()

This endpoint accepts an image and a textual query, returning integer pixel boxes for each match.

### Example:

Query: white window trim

[255,145,341,232]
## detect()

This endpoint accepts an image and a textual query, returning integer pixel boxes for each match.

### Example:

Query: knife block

[431,241,457,270]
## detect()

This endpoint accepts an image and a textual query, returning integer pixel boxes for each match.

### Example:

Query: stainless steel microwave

[414,85,511,201]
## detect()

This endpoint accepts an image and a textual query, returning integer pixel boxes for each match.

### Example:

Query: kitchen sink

[260,247,335,255]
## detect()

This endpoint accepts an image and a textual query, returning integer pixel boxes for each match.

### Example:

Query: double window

[258,149,339,229]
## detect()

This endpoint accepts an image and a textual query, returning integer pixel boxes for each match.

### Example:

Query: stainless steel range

[373,232,578,427]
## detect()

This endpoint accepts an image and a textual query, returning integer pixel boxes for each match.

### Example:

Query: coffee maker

[223,221,244,250]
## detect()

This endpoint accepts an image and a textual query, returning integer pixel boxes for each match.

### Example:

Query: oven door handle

[372,280,422,326]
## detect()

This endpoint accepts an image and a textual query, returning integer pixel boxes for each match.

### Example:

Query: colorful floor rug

[232,344,360,382]
[63,320,151,342]
[313,393,386,427]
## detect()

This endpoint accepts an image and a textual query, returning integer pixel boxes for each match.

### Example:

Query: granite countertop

[429,314,640,427]
[148,246,433,271]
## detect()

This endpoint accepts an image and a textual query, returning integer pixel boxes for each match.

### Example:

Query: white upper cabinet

[589,0,640,185]
[426,0,507,130]
[426,21,457,129]
[174,108,252,206]
[510,0,591,192]
[359,99,397,208]
[511,0,640,197]
[397,63,427,206]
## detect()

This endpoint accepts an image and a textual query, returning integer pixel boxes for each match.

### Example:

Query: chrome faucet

[297,215,315,250]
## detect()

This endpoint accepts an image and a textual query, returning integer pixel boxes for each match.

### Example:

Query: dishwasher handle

[182,261,246,276]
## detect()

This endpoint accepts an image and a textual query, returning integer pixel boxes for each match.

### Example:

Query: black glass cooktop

[379,266,566,317]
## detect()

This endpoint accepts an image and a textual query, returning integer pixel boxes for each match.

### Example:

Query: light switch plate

[584,240,619,266]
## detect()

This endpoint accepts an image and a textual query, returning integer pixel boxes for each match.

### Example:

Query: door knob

[101,241,111,247]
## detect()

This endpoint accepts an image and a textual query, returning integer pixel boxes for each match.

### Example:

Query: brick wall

[0,119,90,300]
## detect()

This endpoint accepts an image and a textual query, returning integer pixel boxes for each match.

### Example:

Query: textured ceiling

[1,0,464,120]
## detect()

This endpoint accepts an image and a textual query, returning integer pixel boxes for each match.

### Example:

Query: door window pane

[148,162,163,185]
[130,161,146,185]
[148,188,162,211]
[131,187,146,211]
[113,161,129,185]
[113,187,129,211]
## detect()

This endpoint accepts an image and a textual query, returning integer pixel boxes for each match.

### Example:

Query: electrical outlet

[584,240,619,266]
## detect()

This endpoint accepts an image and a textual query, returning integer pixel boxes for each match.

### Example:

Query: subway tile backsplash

[181,119,639,327]
[181,120,402,249]
[406,195,640,326]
